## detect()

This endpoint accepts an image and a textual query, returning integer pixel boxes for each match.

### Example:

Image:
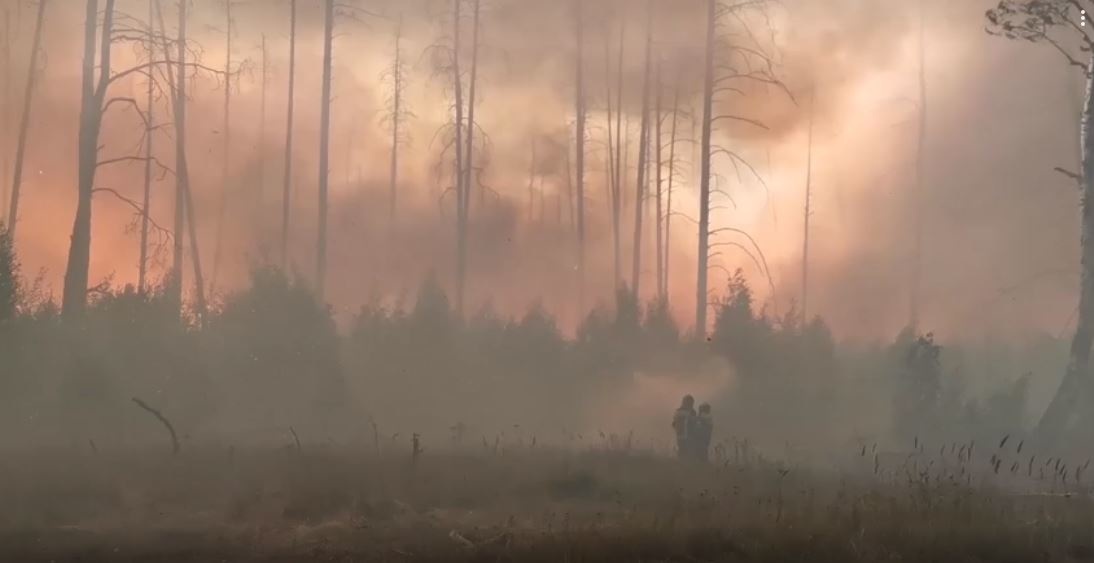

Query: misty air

[0,0,1092,561]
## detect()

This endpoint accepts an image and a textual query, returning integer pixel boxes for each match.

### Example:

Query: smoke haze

[0,0,1081,342]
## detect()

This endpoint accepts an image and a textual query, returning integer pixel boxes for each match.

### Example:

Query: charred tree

[6,0,47,240]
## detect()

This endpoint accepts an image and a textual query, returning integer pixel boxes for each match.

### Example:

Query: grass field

[1,439,1092,562]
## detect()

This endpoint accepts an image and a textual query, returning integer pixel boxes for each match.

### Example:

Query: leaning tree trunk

[315,0,333,299]
[62,0,112,318]
[1036,54,1094,445]
[694,0,715,339]
[7,0,46,240]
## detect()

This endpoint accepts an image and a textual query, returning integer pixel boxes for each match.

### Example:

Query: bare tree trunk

[281,0,296,268]
[1036,54,1094,444]
[614,22,624,291]
[316,0,333,298]
[258,33,267,230]
[603,35,619,290]
[910,0,926,330]
[802,87,814,322]
[166,0,186,314]
[458,0,480,317]
[664,80,680,301]
[62,0,112,318]
[1,7,10,223]
[574,0,586,312]
[138,0,155,293]
[389,17,402,221]
[212,0,233,294]
[654,60,663,300]
[695,0,715,338]
[6,0,47,240]
[631,5,651,298]
[527,139,537,221]
[451,0,466,316]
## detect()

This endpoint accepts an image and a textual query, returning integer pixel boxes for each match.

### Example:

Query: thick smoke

[0,0,1083,343]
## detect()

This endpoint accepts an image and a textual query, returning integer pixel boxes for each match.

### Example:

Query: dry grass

[1,443,1092,562]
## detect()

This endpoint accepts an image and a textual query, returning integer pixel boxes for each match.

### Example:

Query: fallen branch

[132,397,179,455]
[289,426,302,452]
[1054,166,1082,184]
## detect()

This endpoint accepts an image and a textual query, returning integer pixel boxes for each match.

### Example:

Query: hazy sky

[0,0,1083,341]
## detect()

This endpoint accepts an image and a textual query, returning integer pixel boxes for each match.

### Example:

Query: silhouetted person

[694,403,713,462]
[672,394,696,459]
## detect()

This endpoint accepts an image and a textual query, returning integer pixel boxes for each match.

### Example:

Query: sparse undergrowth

[1,446,1092,562]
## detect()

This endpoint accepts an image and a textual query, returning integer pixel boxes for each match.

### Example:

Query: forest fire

[1,0,1094,561]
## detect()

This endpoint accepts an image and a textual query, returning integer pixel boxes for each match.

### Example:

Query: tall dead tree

[385,15,408,221]
[695,0,715,336]
[910,0,927,330]
[663,79,680,300]
[138,0,156,293]
[212,0,237,294]
[694,0,786,337]
[259,33,267,223]
[615,22,625,292]
[574,0,587,310]
[62,0,115,317]
[450,0,469,315]
[6,0,47,240]
[281,0,297,268]
[316,0,334,298]
[603,33,620,289]
[456,0,481,317]
[631,3,652,297]
[527,139,537,220]
[987,0,1094,443]
[155,0,209,323]
[1,7,11,222]
[654,59,664,301]
[801,87,815,321]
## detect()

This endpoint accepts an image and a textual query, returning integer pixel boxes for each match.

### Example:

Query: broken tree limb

[132,396,179,455]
